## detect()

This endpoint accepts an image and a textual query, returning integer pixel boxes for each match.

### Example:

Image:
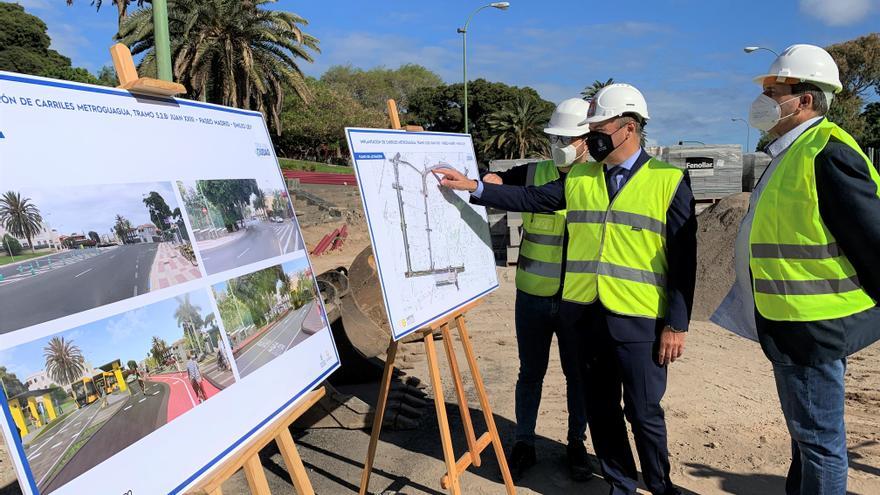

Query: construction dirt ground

[1,184,878,495]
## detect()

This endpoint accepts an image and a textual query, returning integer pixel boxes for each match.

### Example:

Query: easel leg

[441,323,481,467]
[358,340,399,495]
[277,428,315,495]
[243,455,272,495]
[456,316,516,494]
[425,332,462,495]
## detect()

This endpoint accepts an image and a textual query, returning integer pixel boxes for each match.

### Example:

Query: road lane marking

[282,226,294,252]
[135,270,138,279]
[133,286,138,297]
[73,268,93,278]
[26,452,41,460]
[50,442,62,449]
[236,247,251,259]
[123,405,133,411]
[138,397,147,403]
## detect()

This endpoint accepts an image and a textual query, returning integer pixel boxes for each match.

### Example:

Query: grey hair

[791,82,829,115]
[615,114,645,135]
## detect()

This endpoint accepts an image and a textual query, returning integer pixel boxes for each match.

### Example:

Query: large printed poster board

[0,72,339,494]
[345,128,498,340]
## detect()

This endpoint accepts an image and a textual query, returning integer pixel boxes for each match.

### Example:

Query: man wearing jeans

[476,98,592,481]
[736,44,880,494]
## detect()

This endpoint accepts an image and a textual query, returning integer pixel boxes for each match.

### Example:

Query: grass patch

[278,158,352,174]
[0,251,54,266]
[29,410,76,443]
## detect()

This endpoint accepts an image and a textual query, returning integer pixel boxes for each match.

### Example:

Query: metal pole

[463,31,469,134]
[152,0,173,82]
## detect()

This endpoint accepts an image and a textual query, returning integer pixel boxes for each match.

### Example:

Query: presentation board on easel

[0,71,339,495]
[344,128,498,340]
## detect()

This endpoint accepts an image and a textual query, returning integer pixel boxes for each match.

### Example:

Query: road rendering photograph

[212,256,328,378]
[0,290,233,494]
[177,177,304,276]
[0,183,201,333]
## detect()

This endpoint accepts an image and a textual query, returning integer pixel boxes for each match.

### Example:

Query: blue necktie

[607,166,625,197]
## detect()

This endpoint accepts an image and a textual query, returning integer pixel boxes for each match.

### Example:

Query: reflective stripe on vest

[750,119,879,321]
[515,160,566,296]
[563,158,683,318]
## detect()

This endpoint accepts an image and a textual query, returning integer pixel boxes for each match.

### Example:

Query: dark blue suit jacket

[475,150,697,342]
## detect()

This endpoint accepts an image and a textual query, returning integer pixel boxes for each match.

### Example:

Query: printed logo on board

[255,143,272,157]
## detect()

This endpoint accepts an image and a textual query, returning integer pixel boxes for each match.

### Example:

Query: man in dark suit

[437,83,696,495]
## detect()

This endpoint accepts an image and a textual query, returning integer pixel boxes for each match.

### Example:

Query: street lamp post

[457,2,510,134]
[732,118,751,153]
[743,46,780,57]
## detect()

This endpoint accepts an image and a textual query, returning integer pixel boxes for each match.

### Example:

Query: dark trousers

[514,290,588,445]
[564,304,674,495]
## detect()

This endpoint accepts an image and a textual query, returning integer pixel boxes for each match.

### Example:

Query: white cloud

[105,308,147,344]
[800,0,874,26]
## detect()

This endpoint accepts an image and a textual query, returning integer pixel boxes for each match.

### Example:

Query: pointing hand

[434,167,478,192]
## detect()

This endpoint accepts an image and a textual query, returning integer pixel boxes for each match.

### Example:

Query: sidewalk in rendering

[149,242,202,290]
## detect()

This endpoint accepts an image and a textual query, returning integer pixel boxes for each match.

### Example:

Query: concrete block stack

[742,152,772,191]
[487,159,537,265]
[660,145,744,200]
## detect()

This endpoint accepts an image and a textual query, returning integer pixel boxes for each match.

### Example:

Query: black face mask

[586,125,626,163]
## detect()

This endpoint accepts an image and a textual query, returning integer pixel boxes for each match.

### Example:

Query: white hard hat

[753,44,843,93]
[543,98,590,136]
[583,83,650,123]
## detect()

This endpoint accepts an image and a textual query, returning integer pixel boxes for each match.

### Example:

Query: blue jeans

[514,290,587,445]
[773,359,848,495]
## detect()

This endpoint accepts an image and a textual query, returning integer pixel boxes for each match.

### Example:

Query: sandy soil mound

[692,193,750,321]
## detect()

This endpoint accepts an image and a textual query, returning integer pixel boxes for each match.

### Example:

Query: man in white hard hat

[436,83,697,495]
[476,98,592,481]
[719,44,880,495]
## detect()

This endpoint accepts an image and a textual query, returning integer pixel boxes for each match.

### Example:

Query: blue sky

[0,290,214,379]
[14,0,880,149]
[19,182,177,237]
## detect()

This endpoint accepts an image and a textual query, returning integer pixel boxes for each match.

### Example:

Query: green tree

[119,0,319,135]
[321,64,443,112]
[143,191,174,231]
[825,33,880,143]
[0,366,28,398]
[2,234,22,257]
[127,360,138,372]
[150,336,172,366]
[0,2,101,84]
[87,231,100,244]
[483,95,550,159]
[113,214,134,244]
[0,191,43,253]
[407,79,555,164]
[198,179,259,231]
[174,294,205,353]
[276,78,386,160]
[862,102,880,151]
[581,78,614,100]
[43,337,86,389]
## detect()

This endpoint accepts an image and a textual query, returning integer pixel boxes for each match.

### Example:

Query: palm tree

[43,337,86,389]
[150,336,172,366]
[581,78,614,100]
[118,0,320,135]
[113,214,133,244]
[174,294,205,353]
[483,95,550,159]
[0,191,43,254]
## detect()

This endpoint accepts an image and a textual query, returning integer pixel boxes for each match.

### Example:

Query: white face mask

[551,140,586,167]
[748,94,800,132]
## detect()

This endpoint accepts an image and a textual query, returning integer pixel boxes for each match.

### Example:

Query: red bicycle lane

[147,371,222,423]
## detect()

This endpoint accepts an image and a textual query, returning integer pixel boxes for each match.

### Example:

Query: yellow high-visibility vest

[516,160,566,296]
[750,118,879,321]
[563,158,683,318]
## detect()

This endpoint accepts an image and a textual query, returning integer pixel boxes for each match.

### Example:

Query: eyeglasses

[548,135,574,146]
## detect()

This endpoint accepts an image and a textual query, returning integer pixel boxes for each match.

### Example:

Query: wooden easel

[358,102,516,495]
[110,43,323,495]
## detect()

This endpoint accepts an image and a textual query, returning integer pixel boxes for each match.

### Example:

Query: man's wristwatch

[666,326,687,333]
